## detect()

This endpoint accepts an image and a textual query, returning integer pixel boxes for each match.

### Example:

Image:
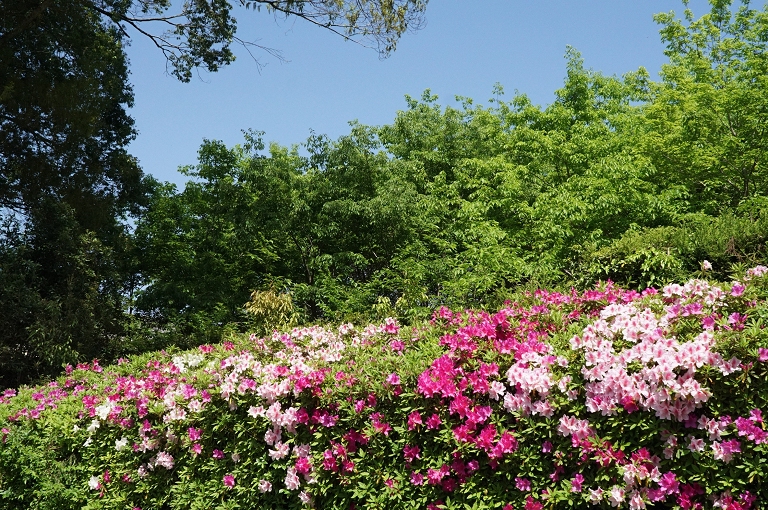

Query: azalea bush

[2,267,768,509]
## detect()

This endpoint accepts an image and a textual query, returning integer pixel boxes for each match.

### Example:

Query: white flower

[173,353,205,373]
[72,424,80,433]
[95,403,113,421]
[83,437,93,447]
[115,437,129,451]
[231,452,240,463]
[86,419,100,434]
[88,475,100,490]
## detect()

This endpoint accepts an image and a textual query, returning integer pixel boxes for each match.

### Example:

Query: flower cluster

[1,268,767,509]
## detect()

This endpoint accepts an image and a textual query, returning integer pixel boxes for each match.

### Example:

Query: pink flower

[571,473,584,492]
[191,443,202,455]
[608,486,625,506]
[295,457,312,474]
[515,477,531,491]
[212,449,225,459]
[222,474,235,489]
[187,427,202,442]
[629,492,646,510]
[730,282,745,296]
[403,444,421,462]
[153,451,174,470]
[688,437,705,452]
[383,317,400,334]
[269,441,290,460]
[427,468,445,485]
[728,312,747,331]
[285,467,301,490]
[385,373,401,386]
[524,496,543,510]
[426,413,442,430]
[659,472,679,495]
[407,410,423,430]
[258,479,272,493]
[370,413,392,436]
[758,348,768,362]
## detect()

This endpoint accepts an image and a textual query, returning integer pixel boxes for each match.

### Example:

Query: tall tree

[1,0,428,387]
[1,0,146,388]
[641,0,768,212]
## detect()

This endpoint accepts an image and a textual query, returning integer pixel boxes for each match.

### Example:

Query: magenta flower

[515,477,531,491]
[427,468,444,485]
[341,459,355,473]
[524,496,543,510]
[370,413,392,435]
[407,410,423,430]
[426,413,442,430]
[571,473,584,492]
[212,449,224,459]
[295,457,312,474]
[659,472,679,495]
[758,348,768,362]
[222,474,235,489]
[187,427,202,442]
[403,444,421,462]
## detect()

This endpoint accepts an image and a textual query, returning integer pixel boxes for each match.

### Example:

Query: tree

[641,0,768,212]
[134,137,280,338]
[1,0,147,388]
[1,0,427,388]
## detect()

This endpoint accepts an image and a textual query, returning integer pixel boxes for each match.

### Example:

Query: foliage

[1,0,146,388]
[2,268,768,509]
[8,0,768,391]
[244,287,298,336]
[135,0,768,334]
[0,0,428,389]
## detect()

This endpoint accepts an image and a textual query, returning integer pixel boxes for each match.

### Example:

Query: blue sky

[124,1,717,186]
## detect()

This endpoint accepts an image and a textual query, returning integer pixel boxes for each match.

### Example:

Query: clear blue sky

[124,0,719,186]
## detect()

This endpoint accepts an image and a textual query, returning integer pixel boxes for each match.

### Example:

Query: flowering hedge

[2,267,768,510]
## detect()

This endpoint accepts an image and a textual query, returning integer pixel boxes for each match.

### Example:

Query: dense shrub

[2,267,768,509]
